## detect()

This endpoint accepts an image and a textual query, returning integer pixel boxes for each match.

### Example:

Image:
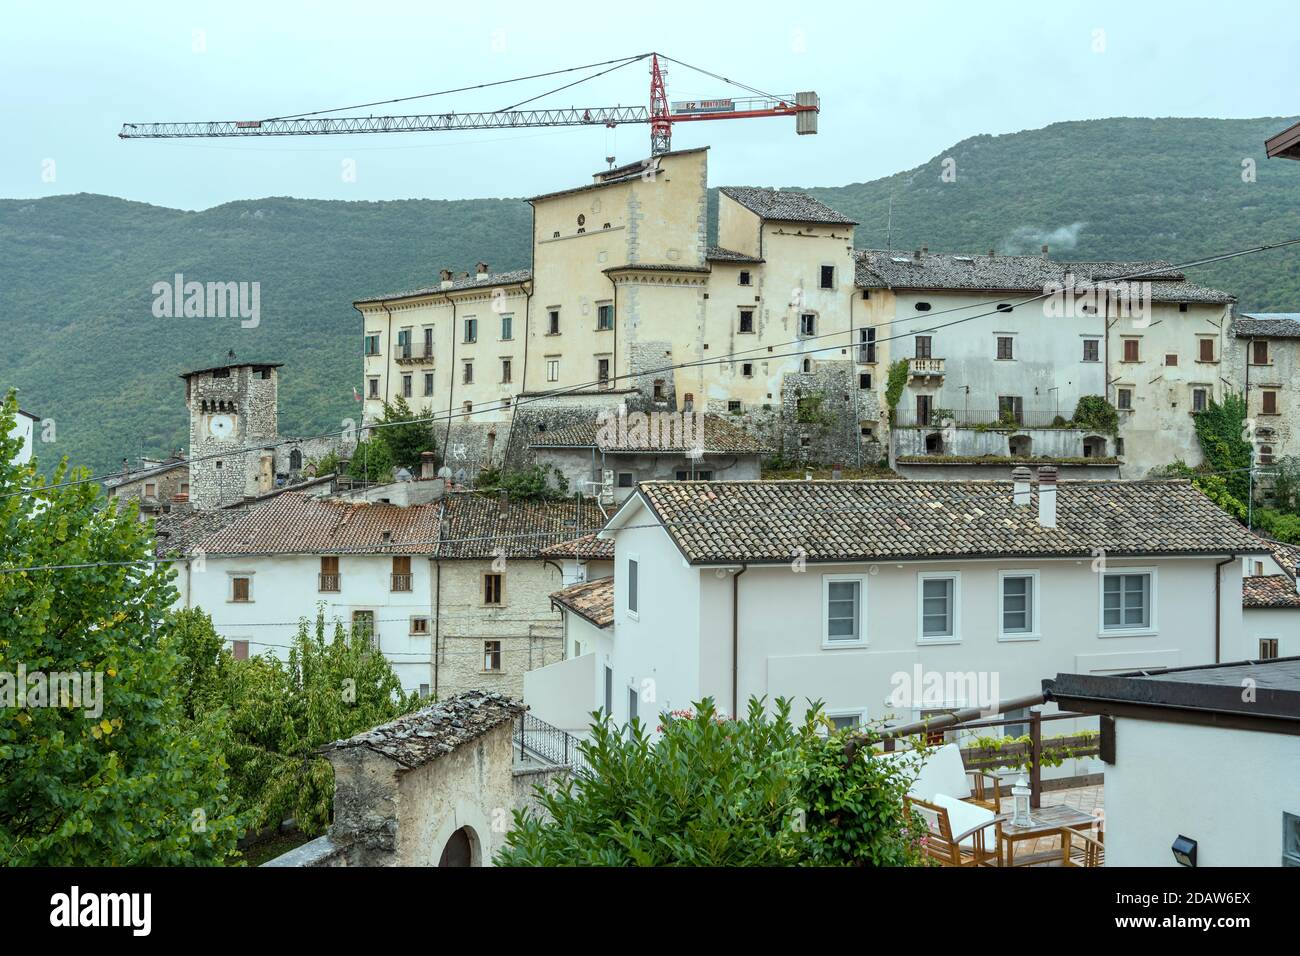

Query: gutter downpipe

[732,564,747,718]
[1215,555,1234,664]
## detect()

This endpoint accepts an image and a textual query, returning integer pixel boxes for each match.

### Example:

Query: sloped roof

[550,576,615,629]
[354,269,532,306]
[436,493,607,559]
[153,507,247,558]
[197,493,442,555]
[706,246,764,264]
[1234,314,1300,338]
[540,532,616,561]
[104,457,189,490]
[1242,575,1300,609]
[529,413,767,455]
[719,187,858,225]
[625,479,1267,565]
[852,250,1234,304]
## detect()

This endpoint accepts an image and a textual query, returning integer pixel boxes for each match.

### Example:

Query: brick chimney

[475,261,491,282]
[1012,465,1032,507]
[1037,465,1058,528]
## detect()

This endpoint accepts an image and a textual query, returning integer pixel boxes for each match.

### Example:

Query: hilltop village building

[355,147,1238,481]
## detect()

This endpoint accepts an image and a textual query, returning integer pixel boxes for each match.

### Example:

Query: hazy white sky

[4,0,1298,209]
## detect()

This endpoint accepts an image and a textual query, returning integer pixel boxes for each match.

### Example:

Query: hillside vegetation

[4,116,1299,473]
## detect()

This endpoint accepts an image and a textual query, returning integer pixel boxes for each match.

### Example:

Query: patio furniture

[880,742,1002,811]
[998,804,1097,867]
[906,793,1004,867]
[1062,827,1105,867]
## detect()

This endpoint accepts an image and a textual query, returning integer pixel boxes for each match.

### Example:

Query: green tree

[348,436,395,483]
[497,698,925,867]
[474,464,570,500]
[885,359,909,423]
[374,397,438,471]
[0,391,242,865]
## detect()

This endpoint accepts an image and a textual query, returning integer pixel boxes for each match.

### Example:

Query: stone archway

[438,825,481,867]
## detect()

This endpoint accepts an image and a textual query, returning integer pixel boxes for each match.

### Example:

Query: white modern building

[526,469,1267,753]
[9,406,39,466]
[1047,659,1300,866]
[1241,537,1300,661]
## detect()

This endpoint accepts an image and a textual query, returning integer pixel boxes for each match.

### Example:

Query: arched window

[1082,436,1106,458]
[438,826,478,867]
[289,448,303,471]
[925,432,944,455]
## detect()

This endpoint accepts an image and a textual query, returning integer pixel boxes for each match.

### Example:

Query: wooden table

[998,805,1098,867]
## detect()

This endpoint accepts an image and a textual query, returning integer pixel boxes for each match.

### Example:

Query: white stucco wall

[10,411,36,466]
[1104,718,1300,866]
[1242,608,1300,660]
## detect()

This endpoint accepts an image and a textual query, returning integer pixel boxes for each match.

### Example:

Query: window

[463,401,473,414]
[859,327,876,363]
[463,317,478,343]
[998,396,1024,424]
[419,683,430,698]
[1117,387,1133,411]
[212,368,230,379]
[675,469,714,480]
[483,572,503,605]
[651,379,666,400]
[1192,387,1208,412]
[799,313,816,336]
[424,372,434,396]
[741,362,754,378]
[546,359,559,382]
[1260,444,1276,465]
[231,576,252,602]
[1263,390,1278,415]
[819,265,835,289]
[596,303,614,330]
[919,573,959,641]
[738,270,751,286]
[1083,339,1099,362]
[1165,353,1178,367]
[627,687,638,727]
[391,556,412,592]
[364,333,381,356]
[144,482,157,497]
[548,309,560,335]
[627,557,638,615]
[231,640,249,661]
[617,471,635,488]
[1199,338,1215,362]
[999,571,1038,639]
[826,712,863,732]
[319,556,340,592]
[915,301,932,312]
[738,310,754,333]
[396,329,411,358]
[410,617,429,635]
[368,378,380,399]
[823,575,865,646]
[501,359,512,384]
[462,362,473,385]
[500,314,513,340]
[1101,571,1154,633]
[352,611,376,648]
[423,327,434,357]
[1260,638,1280,660]
[1122,339,1139,362]
[597,358,610,386]
[1253,340,1270,365]
[483,641,502,672]
[402,374,412,398]
[727,400,741,412]
[915,335,932,359]
[859,372,872,389]
[1003,707,1029,739]
[997,336,1014,360]
[604,666,613,715]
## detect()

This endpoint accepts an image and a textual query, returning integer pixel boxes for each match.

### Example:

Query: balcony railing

[514,711,590,775]
[390,573,413,592]
[318,572,341,592]
[856,346,876,364]
[908,357,945,377]
[393,343,435,365]
[894,408,1080,429]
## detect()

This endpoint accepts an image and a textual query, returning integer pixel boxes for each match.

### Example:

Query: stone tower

[183,361,282,510]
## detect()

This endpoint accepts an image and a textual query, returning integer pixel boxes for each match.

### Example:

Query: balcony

[390,573,413,592]
[393,344,435,365]
[856,346,876,364]
[908,357,945,379]
[318,572,341,592]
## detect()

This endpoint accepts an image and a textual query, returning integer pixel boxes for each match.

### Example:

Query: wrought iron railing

[393,343,435,364]
[318,572,341,592]
[514,711,589,775]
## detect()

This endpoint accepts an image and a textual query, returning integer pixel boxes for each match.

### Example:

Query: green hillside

[4,116,1300,475]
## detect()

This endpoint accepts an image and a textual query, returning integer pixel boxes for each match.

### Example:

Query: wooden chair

[964,769,1002,812]
[1061,827,1105,867]
[906,796,1004,867]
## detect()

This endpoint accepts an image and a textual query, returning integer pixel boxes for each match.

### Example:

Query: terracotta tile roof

[706,245,764,264]
[550,576,615,629]
[436,493,607,559]
[719,186,858,225]
[852,250,1234,304]
[1234,314,1300,338]
[628,479,1268,565]
[1255,535,1300,579]
[1242,575,1300,609]
[196,493,442,555]
[529,412,768,454]
[539,532,616,561]
[153,508,247,558]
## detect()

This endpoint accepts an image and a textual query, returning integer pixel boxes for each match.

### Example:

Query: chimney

[913,247,922,261]
[1036,465,1058,528]
[921,244,928,256]
[497,488,509,515]
[420,450,436,480]
[1041,243,1049,257]
[122,457,130,473]
[988,248,996,258]
[1012,465,1032,506]
[475,261,491,282]
[439,268,453,289]
[831,463,842,481]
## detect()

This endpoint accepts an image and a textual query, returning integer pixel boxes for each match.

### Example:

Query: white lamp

[1010,772,1034,827]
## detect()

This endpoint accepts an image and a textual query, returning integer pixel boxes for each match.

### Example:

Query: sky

[3,0,1299,210]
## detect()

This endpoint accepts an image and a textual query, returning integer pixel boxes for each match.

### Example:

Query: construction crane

[119,53,818,156]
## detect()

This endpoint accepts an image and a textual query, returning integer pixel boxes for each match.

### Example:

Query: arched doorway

[438,826,479,867]
[1008,435,1032,458]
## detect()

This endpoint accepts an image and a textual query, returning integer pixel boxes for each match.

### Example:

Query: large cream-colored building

[355,146,1237,479]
